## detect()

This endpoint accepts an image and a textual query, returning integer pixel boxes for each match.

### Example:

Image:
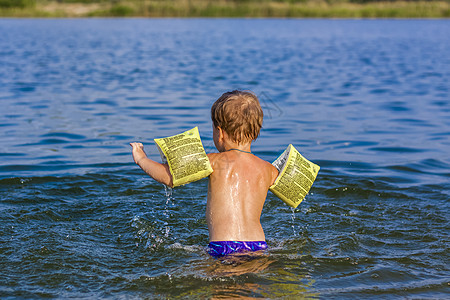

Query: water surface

[0,19,449,299]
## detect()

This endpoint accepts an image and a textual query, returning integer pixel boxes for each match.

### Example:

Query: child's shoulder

[249,154,279,185]
[262,157,279,185]
[207,152,278,183]
[206,152,220,162]
[206,152,223,168]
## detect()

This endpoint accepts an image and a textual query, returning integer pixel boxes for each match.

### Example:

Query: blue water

[0,19,449,299]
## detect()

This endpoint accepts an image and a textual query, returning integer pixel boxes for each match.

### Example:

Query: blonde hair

[211,90,263,145]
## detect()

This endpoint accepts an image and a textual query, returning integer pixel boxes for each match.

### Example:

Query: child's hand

[130,142,147,165]
[129,142,173,187]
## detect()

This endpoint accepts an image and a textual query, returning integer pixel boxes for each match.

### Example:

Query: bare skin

[130,126,278,243]
[207,126,278,242]
[130,142,173,187]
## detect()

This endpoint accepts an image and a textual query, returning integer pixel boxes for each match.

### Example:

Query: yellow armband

[154,127,213,187]
[270,144,320,208]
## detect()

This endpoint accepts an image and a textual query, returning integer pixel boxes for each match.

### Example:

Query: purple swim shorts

[208,241,268,257]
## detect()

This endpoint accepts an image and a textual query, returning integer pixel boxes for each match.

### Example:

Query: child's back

[207,150,278,242]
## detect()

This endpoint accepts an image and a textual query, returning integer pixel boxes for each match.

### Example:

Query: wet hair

[211,90,263,145]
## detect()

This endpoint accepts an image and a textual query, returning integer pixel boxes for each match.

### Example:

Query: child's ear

[217,127,225,142]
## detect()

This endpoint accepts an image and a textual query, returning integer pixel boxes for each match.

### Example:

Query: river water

[0,19,449,299]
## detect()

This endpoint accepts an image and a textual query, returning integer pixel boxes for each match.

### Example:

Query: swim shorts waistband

[208,241,268,257]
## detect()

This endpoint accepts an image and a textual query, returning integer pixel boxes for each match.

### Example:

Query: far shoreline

[1,17,450,20]
[1,0,449,19]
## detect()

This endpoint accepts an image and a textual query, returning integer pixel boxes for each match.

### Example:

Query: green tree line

[1,0,448,7]
[1,0,449,18]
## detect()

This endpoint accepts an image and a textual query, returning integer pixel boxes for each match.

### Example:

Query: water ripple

[0,18,449,299]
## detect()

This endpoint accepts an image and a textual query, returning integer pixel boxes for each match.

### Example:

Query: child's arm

[130,142,173,187]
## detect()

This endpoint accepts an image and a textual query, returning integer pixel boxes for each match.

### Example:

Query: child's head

[211,90,263,145]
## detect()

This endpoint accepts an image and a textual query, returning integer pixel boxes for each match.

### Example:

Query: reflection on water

[152,254,317,299]
[0,19,449,299]
[206,254,274,277]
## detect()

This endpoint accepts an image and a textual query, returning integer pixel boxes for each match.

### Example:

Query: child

[130,90,279,257]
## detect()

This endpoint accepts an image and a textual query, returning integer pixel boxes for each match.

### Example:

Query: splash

[291,207,298,237]
[163,185,173,238]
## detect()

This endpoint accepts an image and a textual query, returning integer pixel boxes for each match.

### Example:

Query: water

[0,19,449,298]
